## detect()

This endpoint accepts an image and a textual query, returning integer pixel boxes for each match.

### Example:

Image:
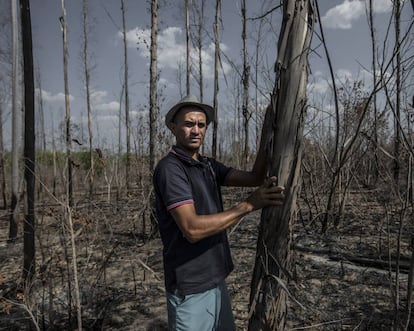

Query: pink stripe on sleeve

[166,199,194,211]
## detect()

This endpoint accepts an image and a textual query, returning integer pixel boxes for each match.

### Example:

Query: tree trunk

[121,0,131,192]
[0,100,6,209]
[197,0,205,103]
[212,0,221,159]
[9,0,19,241]
[20,0,36,283]
[241,0,250,169]
[149,0,158,175]
[393,0,401,185]
[368,0,379,186]
[185,0,190,95]
[82,0,94,200]
[248,1,314,330]
[61,0,73,207]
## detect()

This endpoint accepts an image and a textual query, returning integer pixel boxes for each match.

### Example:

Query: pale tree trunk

[248,1,314,330]
[185,0,190,95]
[196,0,205,103]
[0,100,6,209]
[212,0,221,159]
[61,2,82,328]
[192,0,205,154]
[241,0,250,169]
[149,0,158,175]
[368,0,379,186]
[60,0,73,207]
[149,0,158,238]
[82,0,94,200]
[121,0,131,192]
[9,0,19,241]
[254,20,264,151]
[35,64,46,151]
[20,0,36,284]
[393,0,401,184]
[116,84,123,203]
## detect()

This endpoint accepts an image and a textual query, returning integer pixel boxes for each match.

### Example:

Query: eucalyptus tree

[121,0,131,191]
[393,0,402,184]
[191,0,206,103]
[185,0,190,95]
[248,1,315,329]
[9,0,19,241]
[149,0,158,174]
[20,0,36,283]
[212,0,221,159]
[82,0,94,199]
[60,0,73,207]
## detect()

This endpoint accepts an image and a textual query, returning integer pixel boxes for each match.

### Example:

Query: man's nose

[191,125,200,134]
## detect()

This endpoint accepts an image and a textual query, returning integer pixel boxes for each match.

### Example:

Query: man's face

[169,106,207,156]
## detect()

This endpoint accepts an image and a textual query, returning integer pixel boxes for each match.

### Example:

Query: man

[153,95,284,330]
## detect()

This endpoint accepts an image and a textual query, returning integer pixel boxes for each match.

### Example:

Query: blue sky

[2,0,412,151]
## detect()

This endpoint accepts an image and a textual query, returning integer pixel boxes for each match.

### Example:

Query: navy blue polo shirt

[153,145,234,295]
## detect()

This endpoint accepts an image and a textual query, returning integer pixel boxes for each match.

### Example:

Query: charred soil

[0,188,413,330]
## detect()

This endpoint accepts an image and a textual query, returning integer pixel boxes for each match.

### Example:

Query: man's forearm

[173,202,254,243]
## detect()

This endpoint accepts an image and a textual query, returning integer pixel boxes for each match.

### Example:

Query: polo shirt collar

[170,145,207,166]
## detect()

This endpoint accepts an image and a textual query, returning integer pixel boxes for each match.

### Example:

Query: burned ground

[0,188,413,330]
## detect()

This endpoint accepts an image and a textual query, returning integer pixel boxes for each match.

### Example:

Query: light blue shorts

[166,281,236,331]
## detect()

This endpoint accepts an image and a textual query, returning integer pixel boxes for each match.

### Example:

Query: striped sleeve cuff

[166,199,194,211]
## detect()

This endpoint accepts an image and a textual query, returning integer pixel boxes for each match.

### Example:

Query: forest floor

[0,187,413,330]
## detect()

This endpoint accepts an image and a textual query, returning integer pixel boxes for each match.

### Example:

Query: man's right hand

[246,176,285,211]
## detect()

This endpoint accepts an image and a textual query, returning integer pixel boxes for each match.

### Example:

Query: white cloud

[120,26,184,69]
[335,68,353,82]
[308,69,369,96]
[94,101,120,112]
[37,88,74,102]
[322,0,365,29]
[91,90,108,104]
[308,78,331,95]
[322,0,392,30]
[119,26,230,76]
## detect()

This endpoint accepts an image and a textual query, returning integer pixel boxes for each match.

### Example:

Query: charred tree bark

[248,1,314,330]
[121,0,131,192]
[368,0,379,186]
[212,0,221,159]
[82,0,94,200]
[196,0,205,103]
[60,0,73,207]
[9,0,19,241]
[0,100,6,210]
[185,0,190,95]
[148,0,159,239]
[20,0,36,283]
[149,0,158,175]
[241,0,250,169]
[393,0,401,185]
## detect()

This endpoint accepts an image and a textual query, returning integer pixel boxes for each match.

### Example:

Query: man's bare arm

[170,177,284,243]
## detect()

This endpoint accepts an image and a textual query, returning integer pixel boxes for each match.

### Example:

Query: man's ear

[167,122,176,133]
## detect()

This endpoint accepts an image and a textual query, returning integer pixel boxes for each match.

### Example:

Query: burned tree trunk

[82,0,94,200]
[9,0,19,241]
[212,0,221,159]
[121,0,131,192]
[248,1,314,330]
[20,0,36,283]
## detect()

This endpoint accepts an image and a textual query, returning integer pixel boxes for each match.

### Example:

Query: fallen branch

[293,243,411,273]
